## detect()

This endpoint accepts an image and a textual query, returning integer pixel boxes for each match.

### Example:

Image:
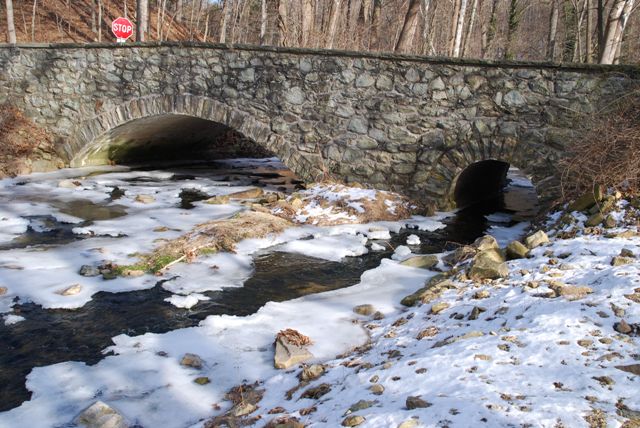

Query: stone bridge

[1,42,639,208]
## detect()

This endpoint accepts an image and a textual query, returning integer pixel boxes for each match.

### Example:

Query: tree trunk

[585,0,592,62]
[481,0,499,57]
[220,0,232,43]
[449,0,461,55]
[278,0,289,47]
[597,0,605,58]
[136,0,148,42]
[176,0,183,24]
[369,0,381,49]
[599,0,635,64]
[421,0,432,54]
[547,0,560,60]
[327,0,341,49]
[452,0,469,57]
[301,0,314,46]
[505,0,522,59]
[5,0,16,44]
[31,0,37,42]
[394,0,421,52]
[260,0,267,44]
[461,0,478,57]
[98,0,102,42]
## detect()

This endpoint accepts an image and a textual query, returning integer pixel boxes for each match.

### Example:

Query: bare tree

[585,0,593,61]
[327,0,341,49]
[301,0,314,46]
[481,0,499,57]
[220,0,232,43]
[395,0,421,52]
[451,0,469,57]
[260,0,267,44]
[599,0,636,63]
[547,0,560,60]
[461,0,478,57]
[5,0,17,44]
[31,0,38,42]
[176,0,183,24]
[278,0,289,46]
[137,0,149,42]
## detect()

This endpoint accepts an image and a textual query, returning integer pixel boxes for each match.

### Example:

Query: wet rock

[134,194,155,204]
[430,302,450,315]
[611,256,634,267]
[300,364,325,381]
[0,286,7,296]
[205,195,230,205]
[615,364,640,376]
[353,304,375,316]
[469,249,508,280]
[400,255,438,269]
[57,284,82,296]
[473,235,499,252]
[406,396,432,410]
[342,415,365,427]
[180,353,204,369]
[79,265,101,277]
[567,186,603,212]
[73,401,129,428]
[274,331,314,370]
[229,188,264,199]
[194,377,210,385]
[506,241,529,260]
[524,230,549,249]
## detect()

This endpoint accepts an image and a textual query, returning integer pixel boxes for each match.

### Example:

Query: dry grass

[560,89,640,200]
[275,329,312,347]
[135,211,293,273]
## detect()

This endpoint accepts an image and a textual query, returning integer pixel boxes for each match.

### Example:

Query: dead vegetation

[0,104,57,178]
[560,89,640,201]
[275,329,312,347]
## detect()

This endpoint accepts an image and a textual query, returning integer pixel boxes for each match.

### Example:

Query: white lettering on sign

[113,24,133,33]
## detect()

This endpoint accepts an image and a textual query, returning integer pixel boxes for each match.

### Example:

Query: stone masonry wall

[0,42,639,208]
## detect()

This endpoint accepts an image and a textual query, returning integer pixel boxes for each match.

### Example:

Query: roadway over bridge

[1,42,639,208]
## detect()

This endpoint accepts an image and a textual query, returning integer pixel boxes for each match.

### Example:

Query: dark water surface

[0,165,537,412]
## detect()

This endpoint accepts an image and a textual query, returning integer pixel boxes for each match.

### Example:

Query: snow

[276,234,369,262]
[406,234,421,245]
[3,314,25,325]
[164,293,211,309]
[391,245,412,260]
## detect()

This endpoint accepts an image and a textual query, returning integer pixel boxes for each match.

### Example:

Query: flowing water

[0,160,537,412]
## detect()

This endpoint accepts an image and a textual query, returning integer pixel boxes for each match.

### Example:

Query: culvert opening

[96,114,275,166]
[454,160,511,209]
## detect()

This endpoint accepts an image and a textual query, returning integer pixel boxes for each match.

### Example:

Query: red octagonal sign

[112,17,133,42]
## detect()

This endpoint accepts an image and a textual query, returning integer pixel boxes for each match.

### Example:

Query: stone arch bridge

[1,42,638,208]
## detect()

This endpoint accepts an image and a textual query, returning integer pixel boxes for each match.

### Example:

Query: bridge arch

[68,94,322,180]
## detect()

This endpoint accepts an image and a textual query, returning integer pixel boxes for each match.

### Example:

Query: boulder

[620,248,636,258]
[443,245,476,266]
[300,364,325,381]
[468,249,508,280]
[524,230,549,249]
[406,396,432,410]
[548,282,593,301]
[399,255,438,269]
[611,256,634,267]
[400,276,454,307]
[73,401,129,428]
[567,186,603,212]
[585,212,604,227]
[506,241,529,260]
[370,384,384,395]
[79,265,101,277]
[430,302,450,315]
[473,235,499,252]
[615,364,640,376]
[229,188,264,199]
[274,333,313,370]
[342,415,365,427]
[205,195,230,205]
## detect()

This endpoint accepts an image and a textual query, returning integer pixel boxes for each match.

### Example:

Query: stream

[0,159,537,413]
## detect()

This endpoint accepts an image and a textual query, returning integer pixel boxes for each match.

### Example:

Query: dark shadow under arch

[454,160,510,209]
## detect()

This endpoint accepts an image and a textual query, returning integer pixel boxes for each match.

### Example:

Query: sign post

[112,17,134,43]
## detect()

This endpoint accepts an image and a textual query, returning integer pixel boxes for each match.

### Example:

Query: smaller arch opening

[454,160,510,209]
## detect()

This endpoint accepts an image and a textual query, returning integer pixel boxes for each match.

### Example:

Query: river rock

[79,265,101,277]
[398,420,419,428]
[611,256,634,267]
[180,353,204,369]
[506,241,529,260]
[233,402,257,417]
[205,195,230,205]
[614,320,632,334]
[73,401,129,428]
[473,235,499,252]
[300,364,325,381]
[400,277,454,307]
[406,396,432,410]
[524,230,549,249]
[342,415,365,427]
[568,187,604,212]
[469,249,508,280]
[620,248,636,258]
[274,335,313,369]
[549,282,593,300]
[135,194,155,204]
[400,255,438,269]
[58,179,81,189]
[229,188,264,199]
[431,302,450,315]
[348,400,376,412]
[353,304,375,316]
[0,286,7,296]
[443,245,476,266]
[585,212,604,227]
[57,284,82,296]
[615,364,640,376]
[370,384,384,395]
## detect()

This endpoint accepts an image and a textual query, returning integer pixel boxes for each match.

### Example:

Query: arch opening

[454,160,511,209]
[80,114,275,166]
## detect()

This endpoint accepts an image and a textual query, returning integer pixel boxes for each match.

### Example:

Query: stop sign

[112,17,134,42]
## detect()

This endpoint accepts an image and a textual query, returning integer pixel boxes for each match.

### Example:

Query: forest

[2,0,639,64]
